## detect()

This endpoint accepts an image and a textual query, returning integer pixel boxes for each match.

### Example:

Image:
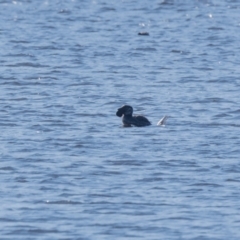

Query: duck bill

[116,109,123,117]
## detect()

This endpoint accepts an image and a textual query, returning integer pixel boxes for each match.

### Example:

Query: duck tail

[157,116,168,126]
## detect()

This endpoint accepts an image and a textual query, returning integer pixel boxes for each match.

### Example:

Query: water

[1,0,240,239]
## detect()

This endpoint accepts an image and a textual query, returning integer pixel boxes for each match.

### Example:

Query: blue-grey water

[1,0,240,239]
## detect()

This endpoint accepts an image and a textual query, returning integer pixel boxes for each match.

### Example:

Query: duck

[116,105,167,127]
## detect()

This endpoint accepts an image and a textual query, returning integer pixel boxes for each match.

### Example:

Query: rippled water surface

[1,0,240,239]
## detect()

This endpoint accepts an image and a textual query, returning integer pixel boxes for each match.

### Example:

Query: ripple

[1,0,240,239]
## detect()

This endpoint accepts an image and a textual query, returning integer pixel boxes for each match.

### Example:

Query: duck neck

[123,113,132,118]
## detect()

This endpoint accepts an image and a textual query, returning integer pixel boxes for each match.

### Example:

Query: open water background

[1,0,240,239]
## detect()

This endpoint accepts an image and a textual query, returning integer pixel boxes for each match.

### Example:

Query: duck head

[116,105,133,117]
